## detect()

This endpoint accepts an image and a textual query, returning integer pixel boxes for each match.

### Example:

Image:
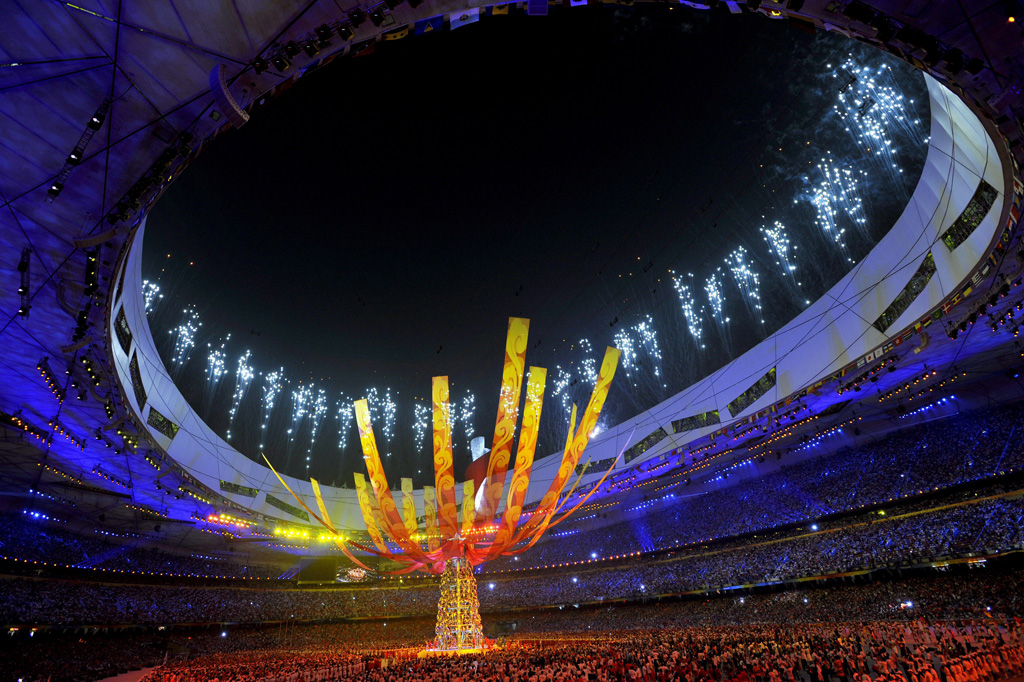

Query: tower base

[433,557,484,652]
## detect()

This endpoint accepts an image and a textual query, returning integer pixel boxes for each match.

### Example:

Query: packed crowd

[2,406,1021,591]
[487,406,1024,571]
[0,513,281,578]
[3,488,1021,626]
[145,622,1024,682]
[4,566,1023,682]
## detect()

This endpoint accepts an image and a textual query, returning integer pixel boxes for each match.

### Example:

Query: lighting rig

[36,358,66,404]
[46,99,110,202]
[17,248,30,317]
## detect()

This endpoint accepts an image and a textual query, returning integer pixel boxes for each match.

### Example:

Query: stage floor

[418,647,490,658]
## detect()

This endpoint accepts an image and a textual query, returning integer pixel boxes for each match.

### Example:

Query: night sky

[144,4,928,486]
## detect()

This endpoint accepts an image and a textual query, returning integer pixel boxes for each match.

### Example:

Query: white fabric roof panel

[109,73,1012,529]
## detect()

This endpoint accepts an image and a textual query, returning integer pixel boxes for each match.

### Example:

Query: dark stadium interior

[2,1,1024,682]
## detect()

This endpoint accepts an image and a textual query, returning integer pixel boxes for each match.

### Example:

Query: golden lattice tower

[434,556,483,650]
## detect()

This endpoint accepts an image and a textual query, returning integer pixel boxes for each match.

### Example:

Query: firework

[203,335,230,413]
[704,271,728,327]
[258,369,284,450]
[832,57,922,191]
[810,154,868,259]
[336,395,354,451]
[225,350,254,441]
[578,339,598,386]
[287,384,312,450]
[413,402,430,452]
[614,315,665,394]
[724,246,764,330]
[760,220,799,282]
[169,307,201,372]
[671,271,705,350]
[142,280,163,314]
[305,388,329,468]
[459,391,476,445]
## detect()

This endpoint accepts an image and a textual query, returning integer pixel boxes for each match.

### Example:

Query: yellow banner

[432,376,458,546]
[401,477,417,534]
[355,399,433,563]
[423,485,439,552]
[310,477,335,534]
[507,347,619,547]
[461,479,476,535]
[353,472,388,552]
[479,317,529,524]
[485,366,546,558]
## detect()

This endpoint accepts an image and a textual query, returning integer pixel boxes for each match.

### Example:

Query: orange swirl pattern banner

[461,479,476,535]
[401,477,417,534]
[262,320,621,577]
[507,347,619,546]
[353,473,388,553]
[423,485,440,553]
[483,366,546,560]
[310,477,335,534]
[432,376,459,548]
[478,317,529,525]
[354,400,435,564]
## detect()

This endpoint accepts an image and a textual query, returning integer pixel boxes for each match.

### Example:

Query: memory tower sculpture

[266,318,623,651]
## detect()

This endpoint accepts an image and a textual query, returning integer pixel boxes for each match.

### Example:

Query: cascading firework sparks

[226,350,254,441]
[146,45,930,474]
[612,329,637,383]
[832,57,922,189]
[258,369,284,450]
[380,389,397,457]
[205,336,230,385]
[287,384,312,447]
[203,335,230,413]
[577,339,598,386]
[142,280,163,314]
[459,391,476,445]
[169,307,201,371]
[704,271,728,328]
[305,388,328,468]
[613,315,664,392]
[760,220,799,284]
[671,271,705,349]
[336,395,354,451]
[413,402,430,452]
[551,365,573,419]
[809,154,868,258]
[724,246,764,329]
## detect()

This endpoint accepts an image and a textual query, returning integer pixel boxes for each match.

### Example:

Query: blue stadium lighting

[572,577,578,583]
[811,523,819,531]
[488,583,495,590]
[900,396,956,419]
